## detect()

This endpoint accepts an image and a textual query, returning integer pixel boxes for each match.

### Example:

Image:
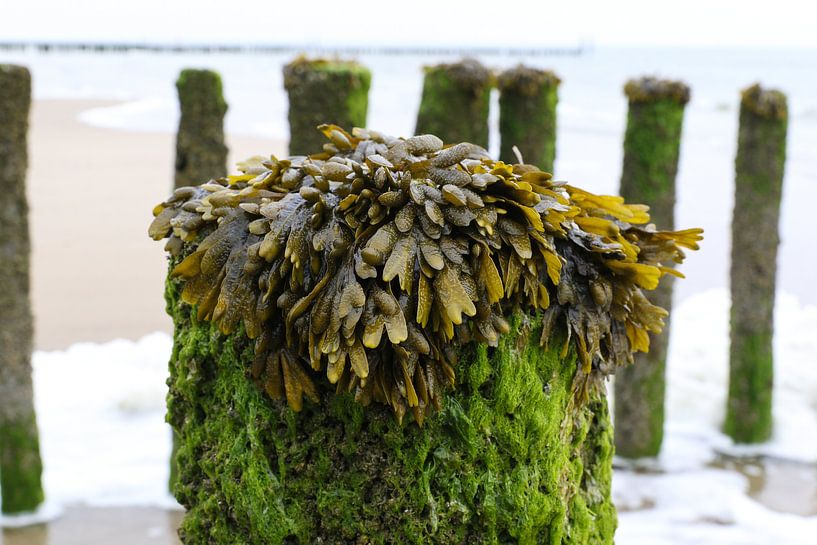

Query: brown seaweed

[151,124,702,423]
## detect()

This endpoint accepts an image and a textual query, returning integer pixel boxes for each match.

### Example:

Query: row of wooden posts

[0,58,787,514]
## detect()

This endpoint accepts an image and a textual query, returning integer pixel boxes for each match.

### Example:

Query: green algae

[283,58,371,155]
[0,418,45,514]
[725,330,774,443]
[167,276,616,544]
[619,96,686,208]
[614,77,688,459]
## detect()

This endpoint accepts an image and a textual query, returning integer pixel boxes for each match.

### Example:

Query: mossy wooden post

[498,66,560,172]
[283,58,371,155]
[614,77,690,458]
[171,68,228,490]
[174,69,228,190]
[415,59,491,148]
[725,84,787,444]
[165,293,617,543]
[0,64,45,514]
[151,127,700,543]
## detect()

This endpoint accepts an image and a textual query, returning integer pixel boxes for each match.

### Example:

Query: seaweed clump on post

[150,125,701,543]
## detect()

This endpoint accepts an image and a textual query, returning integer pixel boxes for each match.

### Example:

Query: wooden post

[283,58,371,155]
[725,84,787,444]
[498,66,560,172]
[0,64,45,514]
[175,69,228,189]
[614,77,690,458]
[415,59,491,148]
[163,299,617,543]
[150,124,699,543]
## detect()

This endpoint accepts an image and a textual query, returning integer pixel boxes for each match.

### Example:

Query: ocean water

[3,46,815,309]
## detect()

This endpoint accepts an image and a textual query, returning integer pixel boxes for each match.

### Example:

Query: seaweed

[623,77,690,105]
[740,83,788,121]
[150,125,701,424]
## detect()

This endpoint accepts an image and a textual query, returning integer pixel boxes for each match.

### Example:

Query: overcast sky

[2,0,815,48]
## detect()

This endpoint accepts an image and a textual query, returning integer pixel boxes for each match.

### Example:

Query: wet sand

[714,456,817,517]
[2,506,182,545]
[27,100,286,350]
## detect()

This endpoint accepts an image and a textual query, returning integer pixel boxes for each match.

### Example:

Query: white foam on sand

[0,501,63,528]
[614,468,817,545]
[614,288,817,544]
[32,332,177,509]
[662,289,817,468]
[4,290,816,539]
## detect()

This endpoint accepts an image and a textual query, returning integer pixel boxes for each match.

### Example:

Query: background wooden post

[498,66,560,172]
[614,77,690,458]
[283,58,371,155]
[0,64,45,514]
[415,59,491,148]
[725,84,787,444]
[175,69,228,189]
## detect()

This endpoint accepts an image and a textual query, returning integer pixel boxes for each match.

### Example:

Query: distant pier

[0,41,588,57]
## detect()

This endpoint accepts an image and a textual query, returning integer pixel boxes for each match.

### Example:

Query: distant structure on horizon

[0,40,588,57]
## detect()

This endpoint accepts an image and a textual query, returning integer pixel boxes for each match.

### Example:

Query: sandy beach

[2,506,182,545]
[27,100,286,350]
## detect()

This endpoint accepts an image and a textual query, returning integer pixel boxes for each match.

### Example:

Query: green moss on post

[614,77,690,458]
[283,58,371,155]
[0,64,45,514]
[498,66,560,172]
[168,429,181,493]
[415,59,491,148]
[175,69,228,189]
[724,84,787,444]
[167,281,616,544]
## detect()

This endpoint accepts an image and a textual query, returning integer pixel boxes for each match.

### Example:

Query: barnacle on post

[151,124,702,423]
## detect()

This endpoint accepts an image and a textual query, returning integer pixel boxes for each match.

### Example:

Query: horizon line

[0,40,590,57]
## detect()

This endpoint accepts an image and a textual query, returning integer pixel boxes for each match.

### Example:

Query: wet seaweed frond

[283,56,370,82]
[497,65,561,96]
[740,83,788,120]
[151,125,702,423]
[422,58,494,94]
